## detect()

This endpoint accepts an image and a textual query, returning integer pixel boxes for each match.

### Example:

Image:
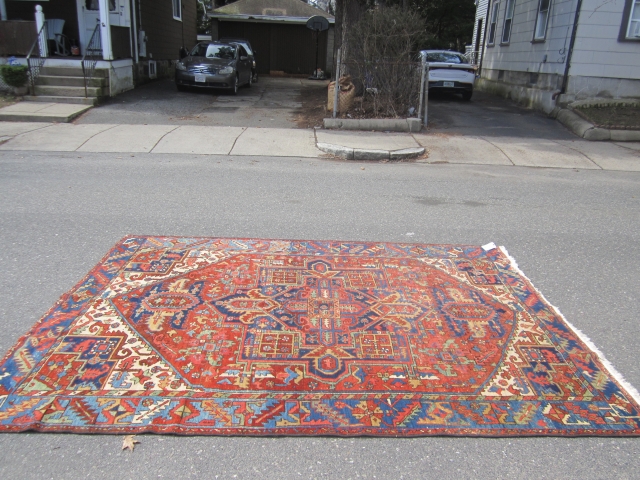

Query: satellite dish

[306,15,329,32]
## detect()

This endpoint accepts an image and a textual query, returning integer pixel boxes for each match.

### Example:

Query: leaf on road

[122,435,140,452]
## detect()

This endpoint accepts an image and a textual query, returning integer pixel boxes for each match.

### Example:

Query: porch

[1,0,137,102]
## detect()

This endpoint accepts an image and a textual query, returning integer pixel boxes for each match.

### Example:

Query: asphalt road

[0,150,639,479]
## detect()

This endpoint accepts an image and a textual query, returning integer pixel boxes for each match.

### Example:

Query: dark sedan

[175,42,253,94]
[219,37,258,82]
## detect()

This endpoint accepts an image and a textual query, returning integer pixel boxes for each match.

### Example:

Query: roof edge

[210,14,335,25]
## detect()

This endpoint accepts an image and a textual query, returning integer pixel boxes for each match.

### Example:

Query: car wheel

[252,72,258,83]
[462,90,472,101]
[231,74,238,95]
[246,72,253,88]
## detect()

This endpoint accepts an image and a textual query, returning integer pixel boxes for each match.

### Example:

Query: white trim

[487,1,500,45]
[533,0,551,41]
[172,0,182,21]
[0,0,7,22]
[99,0,114,60]
[501,0,516,44]
[498,245,640,407]
[626,0,640,38]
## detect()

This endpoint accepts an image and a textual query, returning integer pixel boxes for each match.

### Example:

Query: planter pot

[13,86,28,96]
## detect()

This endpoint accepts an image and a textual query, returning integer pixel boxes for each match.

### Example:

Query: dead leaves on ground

[122,435,140,452]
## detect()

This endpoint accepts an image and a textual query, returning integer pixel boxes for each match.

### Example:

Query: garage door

[218,22,328,75]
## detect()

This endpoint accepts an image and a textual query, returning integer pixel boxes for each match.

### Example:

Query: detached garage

[208,0,334,76]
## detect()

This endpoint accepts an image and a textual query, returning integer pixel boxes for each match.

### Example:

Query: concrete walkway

[0,102,91,123]
[0,121,639,171]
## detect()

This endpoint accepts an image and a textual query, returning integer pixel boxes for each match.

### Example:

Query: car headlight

[219,66,234,75]
[175,62,186,71]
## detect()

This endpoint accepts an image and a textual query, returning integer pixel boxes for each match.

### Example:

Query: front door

[77,0,129,55]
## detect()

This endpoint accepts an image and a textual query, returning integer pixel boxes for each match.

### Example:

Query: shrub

[343,6,426,118]
[0,65,29,88]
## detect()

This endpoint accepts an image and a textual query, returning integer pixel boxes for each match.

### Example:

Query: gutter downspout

[1,0,7,22]
[477,0,491,75]
[131,0,139,63]
[560,0,583,98]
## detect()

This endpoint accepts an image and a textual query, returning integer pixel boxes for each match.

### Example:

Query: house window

[86,0,116,11]
[533,0,551,40]
[626,0,640,38]
[502,0,516,44]
[173,0,182,21]
[488,1,500,45]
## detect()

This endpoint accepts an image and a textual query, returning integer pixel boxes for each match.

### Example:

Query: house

[472,0,640,113]
[208,0,335,76]
[469,0,489,65]
[0,0,197,102]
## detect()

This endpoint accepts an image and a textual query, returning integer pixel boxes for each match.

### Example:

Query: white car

[420,50,476,101]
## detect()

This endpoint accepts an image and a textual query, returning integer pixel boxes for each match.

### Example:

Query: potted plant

[0,64,29,96]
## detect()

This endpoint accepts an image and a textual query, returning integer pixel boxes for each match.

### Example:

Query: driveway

[75,76,328,129]
[427,90,575,140]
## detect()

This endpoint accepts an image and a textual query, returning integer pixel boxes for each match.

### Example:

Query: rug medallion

[0,237,638,436]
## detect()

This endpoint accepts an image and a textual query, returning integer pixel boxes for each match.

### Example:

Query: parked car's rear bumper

[175,71,234,89]
[428,81,473,93]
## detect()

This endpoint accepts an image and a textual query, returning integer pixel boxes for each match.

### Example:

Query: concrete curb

[323,118,423,133]
[316,142,424,161]
[556,108,640,141]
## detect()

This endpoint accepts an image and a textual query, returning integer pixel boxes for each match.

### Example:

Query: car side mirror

[240,56,248,61]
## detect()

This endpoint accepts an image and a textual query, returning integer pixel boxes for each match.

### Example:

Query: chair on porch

[45,19,71,56]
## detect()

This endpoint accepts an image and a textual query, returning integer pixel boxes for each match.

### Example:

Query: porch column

[35,5,48,57]
[98,0,113,60]
[1,0,7,22]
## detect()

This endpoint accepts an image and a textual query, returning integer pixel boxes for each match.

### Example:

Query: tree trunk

[333,0,368,78]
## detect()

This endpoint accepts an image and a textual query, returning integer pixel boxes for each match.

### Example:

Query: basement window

[487,1,500,45]
[533,0,551,41]
[502,0,516,44]
[173,0,182,21]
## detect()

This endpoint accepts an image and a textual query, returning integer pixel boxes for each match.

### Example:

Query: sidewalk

[0,121,639,171]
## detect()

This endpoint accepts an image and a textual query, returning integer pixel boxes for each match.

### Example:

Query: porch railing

[81,23,102,98]
[26,21,48,96]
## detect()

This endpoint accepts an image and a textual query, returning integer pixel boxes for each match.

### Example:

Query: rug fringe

[498,245,640,407]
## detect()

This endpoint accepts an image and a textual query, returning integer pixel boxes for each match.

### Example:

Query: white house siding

[477,0,579,111]
[567,0,640,100]
[477,0,640,111]
[471,0,490,64]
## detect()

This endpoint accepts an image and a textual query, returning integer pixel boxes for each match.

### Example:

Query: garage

[209,0,334,76]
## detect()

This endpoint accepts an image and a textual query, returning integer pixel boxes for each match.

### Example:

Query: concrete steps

[36,75,106,88]
[38,66,108,78]
[23,95,97,106]
[33,85,105,98]
[25,66,108,105]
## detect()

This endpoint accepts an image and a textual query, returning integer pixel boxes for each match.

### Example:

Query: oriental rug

[1,236,639,437]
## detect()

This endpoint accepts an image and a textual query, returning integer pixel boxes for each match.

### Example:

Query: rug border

[0,236,145,385]
[498,245,640,407]
[1,236,639,436]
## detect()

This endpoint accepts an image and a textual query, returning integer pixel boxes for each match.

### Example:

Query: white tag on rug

[482,242,497,251]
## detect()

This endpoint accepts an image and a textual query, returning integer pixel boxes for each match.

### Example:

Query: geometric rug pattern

[1,236,639,436]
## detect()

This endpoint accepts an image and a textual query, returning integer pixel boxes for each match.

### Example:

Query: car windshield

[221,39,252,55]
[191,43,236,60]
[425,52,467,64]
